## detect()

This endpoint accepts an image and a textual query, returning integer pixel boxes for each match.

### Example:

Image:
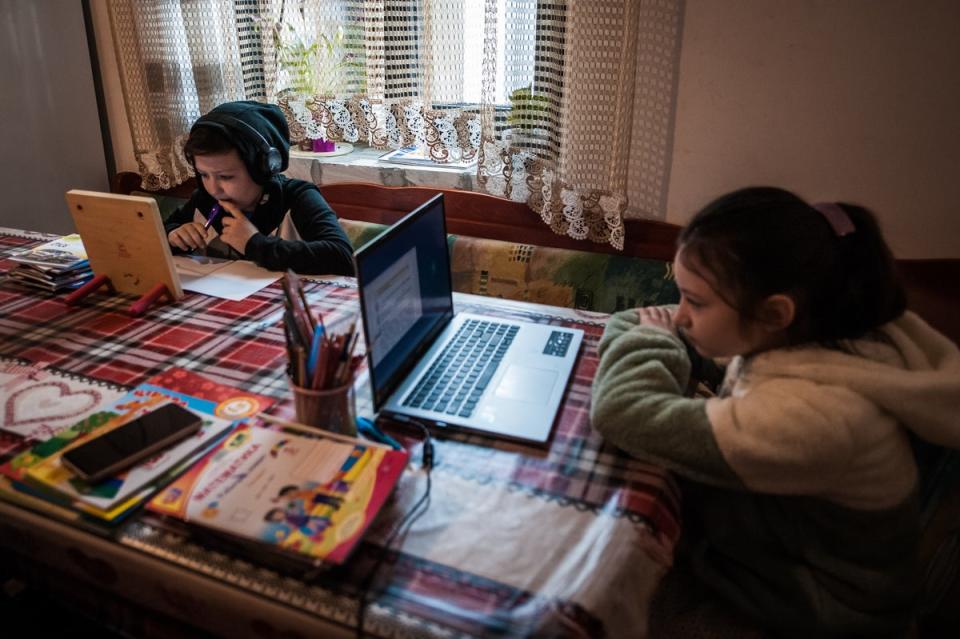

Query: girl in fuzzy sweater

[590,187,959,637]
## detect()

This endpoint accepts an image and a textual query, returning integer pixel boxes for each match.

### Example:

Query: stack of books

[0,369,271,524]
[8,234,93,292]
[1,362,410,571]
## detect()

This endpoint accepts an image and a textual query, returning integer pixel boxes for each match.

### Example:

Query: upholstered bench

[339,218,679,313]
[114,173,682,314]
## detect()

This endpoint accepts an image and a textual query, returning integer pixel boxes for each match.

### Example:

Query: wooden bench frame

[111,172,958,343]
[110,173,681,261]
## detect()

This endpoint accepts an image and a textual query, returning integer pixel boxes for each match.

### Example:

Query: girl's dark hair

[183,125,235,164]
[678,186,906,346]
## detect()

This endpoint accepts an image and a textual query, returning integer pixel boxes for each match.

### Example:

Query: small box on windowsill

[291,138,354,158]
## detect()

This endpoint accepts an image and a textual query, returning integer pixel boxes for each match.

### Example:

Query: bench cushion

[340,219,679,313]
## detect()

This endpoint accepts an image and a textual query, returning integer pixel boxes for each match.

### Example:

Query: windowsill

[285,145,479,191]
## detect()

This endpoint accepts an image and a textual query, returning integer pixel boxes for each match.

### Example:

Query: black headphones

[194,113,284,183]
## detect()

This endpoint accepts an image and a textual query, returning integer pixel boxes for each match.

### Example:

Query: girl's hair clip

[812,202,855,237]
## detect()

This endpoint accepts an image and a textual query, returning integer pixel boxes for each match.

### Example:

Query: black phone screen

[61,403,202,480]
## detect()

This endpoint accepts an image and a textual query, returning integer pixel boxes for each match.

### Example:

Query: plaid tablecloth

[0,232,681,639]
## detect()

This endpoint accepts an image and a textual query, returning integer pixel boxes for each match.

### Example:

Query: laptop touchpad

[494,365,557,403]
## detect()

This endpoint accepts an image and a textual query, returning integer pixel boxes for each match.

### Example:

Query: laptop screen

[355,194,455,410]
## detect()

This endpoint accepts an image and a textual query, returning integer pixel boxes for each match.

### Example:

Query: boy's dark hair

[183,125,235,164]
[678,186,906,346]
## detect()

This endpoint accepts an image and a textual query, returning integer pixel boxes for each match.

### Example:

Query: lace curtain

[109,0,684,248]
[108,0,268,190]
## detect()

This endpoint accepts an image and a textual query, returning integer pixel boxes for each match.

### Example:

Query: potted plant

[507,85,555,146]
[259,13,362,152]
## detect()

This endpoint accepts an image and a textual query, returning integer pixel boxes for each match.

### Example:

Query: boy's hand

[218,201,259,255]
[636,305,678,337]
[168,221,208,252]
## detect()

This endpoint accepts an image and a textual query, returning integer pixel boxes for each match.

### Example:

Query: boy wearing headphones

[165,100,354,275]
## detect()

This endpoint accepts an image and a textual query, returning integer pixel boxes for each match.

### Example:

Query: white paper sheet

[173,255,281,301]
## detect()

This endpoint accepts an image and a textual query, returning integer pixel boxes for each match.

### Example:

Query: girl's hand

[218,201,259,255]
[168,221,208,252]
[636,305,678,337]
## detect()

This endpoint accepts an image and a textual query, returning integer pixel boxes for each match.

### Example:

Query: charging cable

[355,418,433,638]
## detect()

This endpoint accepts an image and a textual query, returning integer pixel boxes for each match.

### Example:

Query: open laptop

[355,194,584,445]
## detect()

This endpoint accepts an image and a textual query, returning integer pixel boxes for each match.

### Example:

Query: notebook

[355,194,583,445]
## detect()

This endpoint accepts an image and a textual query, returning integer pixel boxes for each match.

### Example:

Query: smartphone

[61,403,203,483]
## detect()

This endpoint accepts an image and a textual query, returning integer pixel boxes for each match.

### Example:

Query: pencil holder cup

[290,379,357,437]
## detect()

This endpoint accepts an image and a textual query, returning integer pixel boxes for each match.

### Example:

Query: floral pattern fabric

[339,219,678,314]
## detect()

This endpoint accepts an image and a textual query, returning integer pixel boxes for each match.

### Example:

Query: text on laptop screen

[356,196,454,408]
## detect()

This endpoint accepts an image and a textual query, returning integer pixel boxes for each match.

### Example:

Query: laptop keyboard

[402,319,519,418]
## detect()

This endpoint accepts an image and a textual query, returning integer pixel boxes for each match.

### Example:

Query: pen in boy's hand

[202,204,223,230]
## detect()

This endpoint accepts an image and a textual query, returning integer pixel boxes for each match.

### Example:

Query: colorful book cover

[9,233,88,271]
[378,145,477,169]
[0,358,125,444]
[148,424,409,565]
[0,368,273,521]
[26,402,235,516]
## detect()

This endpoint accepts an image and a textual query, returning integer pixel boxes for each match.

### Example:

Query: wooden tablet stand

[63,190,184,317]
[64,275,174,317]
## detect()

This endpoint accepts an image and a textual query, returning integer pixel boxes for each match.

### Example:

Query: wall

[668,0,960,258]
[93,0,959,258]
[90,0,137,175]
[0,1,109,234]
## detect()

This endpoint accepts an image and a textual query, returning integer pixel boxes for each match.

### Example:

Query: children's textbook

[147,423,409,566]
[24,398,234,520]
[0,368,273,523]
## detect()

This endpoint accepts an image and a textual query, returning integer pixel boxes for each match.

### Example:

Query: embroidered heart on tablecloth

[3,381,102,426]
